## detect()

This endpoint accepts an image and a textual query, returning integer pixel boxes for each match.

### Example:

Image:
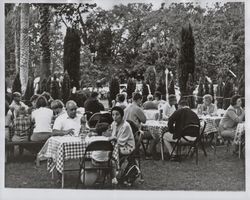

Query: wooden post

[165,68,169,101]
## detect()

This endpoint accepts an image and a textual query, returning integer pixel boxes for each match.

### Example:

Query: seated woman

[50,99,66,124]
[30,96,53,142]
[110,106,135,155]
[142,94,158,110]
[197,94,217,116]
[219,95,245,140]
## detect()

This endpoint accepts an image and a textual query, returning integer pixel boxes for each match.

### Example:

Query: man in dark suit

[163,99,200,161]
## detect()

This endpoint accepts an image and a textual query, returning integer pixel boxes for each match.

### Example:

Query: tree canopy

[5,2,244,91]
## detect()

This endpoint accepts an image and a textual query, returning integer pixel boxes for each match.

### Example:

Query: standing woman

[219,95,245,140]
[30,95,53,141]
[110,106,135,155]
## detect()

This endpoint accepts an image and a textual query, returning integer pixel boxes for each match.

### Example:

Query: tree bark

[14,5,20,73]
[19,4,29,95]
[39,5,51,84]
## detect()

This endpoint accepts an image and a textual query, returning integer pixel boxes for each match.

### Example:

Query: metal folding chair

[170,120,207,164]
[76,140,114,188]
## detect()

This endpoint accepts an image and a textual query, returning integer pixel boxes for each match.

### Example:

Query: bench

[5,140,46,165]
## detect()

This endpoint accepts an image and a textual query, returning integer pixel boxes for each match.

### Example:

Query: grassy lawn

[5,145,245,191]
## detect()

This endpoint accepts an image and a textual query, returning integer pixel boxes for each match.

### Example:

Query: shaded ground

[5,146,245,191]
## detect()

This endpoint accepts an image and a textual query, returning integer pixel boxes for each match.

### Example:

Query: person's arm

[6,110,13,126]
[52,129,75,136]
[98,102,105,111]
[115,124,132,146]
[227,108,245,123]
[163,103,171,119]
[167,110,179,133]
[136,108,147,124]
[211,104,217,116]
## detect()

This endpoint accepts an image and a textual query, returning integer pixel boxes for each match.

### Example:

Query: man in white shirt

[53,100,82,136]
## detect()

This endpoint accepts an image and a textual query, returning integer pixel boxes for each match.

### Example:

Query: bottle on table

[158,103,163,121]
[197,104,202,116]
[80,114,88,138]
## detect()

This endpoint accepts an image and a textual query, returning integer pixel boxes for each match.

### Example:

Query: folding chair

[126,120,144,182]
[126,120,147,159]
[76,140,114,188]
[170,120,207,164]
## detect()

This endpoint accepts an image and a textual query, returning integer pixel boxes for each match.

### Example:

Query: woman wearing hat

[110,106,135,155]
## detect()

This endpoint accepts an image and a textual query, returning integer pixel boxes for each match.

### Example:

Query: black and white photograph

[1,0,249,199]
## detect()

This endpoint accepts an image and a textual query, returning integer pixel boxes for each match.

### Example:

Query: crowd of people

[5,87,245,185]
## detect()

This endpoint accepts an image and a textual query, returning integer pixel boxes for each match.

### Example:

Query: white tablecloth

[144,110,159,120]
[234,123,245,145]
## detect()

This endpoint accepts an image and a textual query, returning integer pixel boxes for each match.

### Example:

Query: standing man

[53,100,83,136]
[163,99,200,161]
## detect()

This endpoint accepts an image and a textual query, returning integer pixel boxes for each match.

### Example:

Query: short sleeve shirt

[31,107,53,133]
[53,113,82,136]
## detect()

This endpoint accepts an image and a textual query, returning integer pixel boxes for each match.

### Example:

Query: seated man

[153,91,166,109]
[163,99,200,161]
[52,100,83,136]
[125,93,160,160]
[84,92,105,115]
[115,93,128,110]
[124,92,146,128]
[143,94,158,110]
[162,94,177,120]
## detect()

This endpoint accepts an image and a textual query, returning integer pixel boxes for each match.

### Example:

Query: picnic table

[141,120,168,160]
[38,134,119,188]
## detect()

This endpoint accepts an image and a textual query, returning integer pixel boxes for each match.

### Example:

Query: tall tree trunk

[39,5,51,85]
[63,28,81,89]
[178,23,195,108]
[19,3,29,95]
[15,5,21,73]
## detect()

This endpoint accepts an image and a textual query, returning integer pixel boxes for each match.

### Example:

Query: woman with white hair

[197,94,217,116]
[142,94,158,110]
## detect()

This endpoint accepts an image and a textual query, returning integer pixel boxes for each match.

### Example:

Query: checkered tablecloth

[141,120,168,138]
[234,123,245,145]
[38,135,119,174]
[200,116,222,135]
